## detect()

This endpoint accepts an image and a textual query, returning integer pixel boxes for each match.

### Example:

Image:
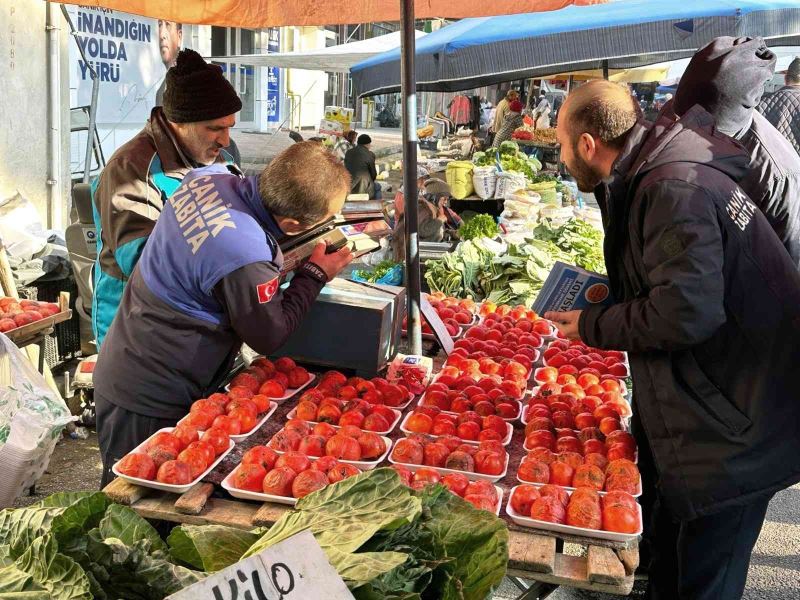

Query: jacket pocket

[672,351,752,435]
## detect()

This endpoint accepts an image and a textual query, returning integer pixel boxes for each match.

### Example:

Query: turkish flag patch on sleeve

[256,277,279,303]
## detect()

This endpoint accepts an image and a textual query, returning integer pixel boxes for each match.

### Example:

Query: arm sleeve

[368,154,378,181]
[579,181,727,352]
[95,157,162,277]
[213,260,327,356]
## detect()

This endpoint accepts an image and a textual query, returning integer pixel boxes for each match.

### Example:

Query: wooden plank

[133,495,261,530]
[507,523,636,551]
[103,478,151,505]
[507,554,634,596]
[174,483,214,515]
[617,546,640,576]
[508,529,555,574]
[253,502,291,527]
[586,545,627,585]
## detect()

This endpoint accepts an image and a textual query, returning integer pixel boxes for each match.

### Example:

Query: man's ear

[578,132,597,162]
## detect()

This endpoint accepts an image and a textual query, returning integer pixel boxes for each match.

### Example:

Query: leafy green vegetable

[0,492,201,599]
[458,214,499,241]
[167,524,264,572]
[533,218,606,274]
[354,259,401,283]
[473,141,541,182]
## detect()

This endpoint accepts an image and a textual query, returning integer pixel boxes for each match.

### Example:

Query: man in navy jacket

[548,80,800,599]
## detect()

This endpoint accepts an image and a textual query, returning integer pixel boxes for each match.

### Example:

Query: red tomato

[156,460,193,485]
[292,470,329,498]
[116,453,157,480]
[325,434,362,461]
[441,472,470,497]
[201,427,230,456]
[234,463,267,492]
[262,467,297,496]
[474,450,505,475]
[511,485,541,515]
[411,467,442,490]
[275,451,312,473]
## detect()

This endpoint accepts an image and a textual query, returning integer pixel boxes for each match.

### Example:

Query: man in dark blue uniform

[94,142,353,485]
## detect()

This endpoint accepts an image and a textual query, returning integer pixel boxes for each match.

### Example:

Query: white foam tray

[514,456,642,496]
[269,433,393,470]
[225,372,316,401]
[285,407,402,436]
[399,411,514,446]
[505,485,642,543]
[388,451,508,483]
[112,427,234,494]
[178,401,278,442]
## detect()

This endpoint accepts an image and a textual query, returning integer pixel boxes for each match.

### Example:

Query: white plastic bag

[494,172,527,200]
[472,166,497,200]
[0,333,75,507]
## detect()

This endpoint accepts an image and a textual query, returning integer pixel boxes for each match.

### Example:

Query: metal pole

[400,0,422,355]
[60,5,99,185]
[46,3,63,229]
[602,59,609,80]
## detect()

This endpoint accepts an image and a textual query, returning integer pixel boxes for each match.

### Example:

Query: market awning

[351,0,800,95]
[51,0,607,27]
[209,31,425,73]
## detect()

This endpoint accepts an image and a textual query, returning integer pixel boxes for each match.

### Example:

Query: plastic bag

[0,333,75,507]
[472,166,497,200]
[445,161,475,199]
[494,172,527,200]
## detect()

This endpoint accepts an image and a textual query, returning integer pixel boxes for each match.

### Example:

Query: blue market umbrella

[351,0,800,95]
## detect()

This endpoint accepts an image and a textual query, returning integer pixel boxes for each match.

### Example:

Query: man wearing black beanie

[671,36,800,267]
[92,49,242,348]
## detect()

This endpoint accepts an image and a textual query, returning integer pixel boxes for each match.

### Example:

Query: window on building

[211,26,227,57]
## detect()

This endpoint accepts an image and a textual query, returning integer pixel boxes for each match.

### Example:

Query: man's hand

[544,310,583,341]
[308,241,353,281]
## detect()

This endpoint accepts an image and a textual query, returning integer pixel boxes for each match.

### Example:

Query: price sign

[166,530,354,600]
[420,295,454,354]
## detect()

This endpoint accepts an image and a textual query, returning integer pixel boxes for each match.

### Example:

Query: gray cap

[417,165,430,179]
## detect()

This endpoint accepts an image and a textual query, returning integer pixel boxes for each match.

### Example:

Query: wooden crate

[104,478,637,595]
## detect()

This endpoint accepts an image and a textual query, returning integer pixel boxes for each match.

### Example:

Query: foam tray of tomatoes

[390,464,503,515]
[506,484,642,542]
[221,446,362,505]
[267,420,392,470]
[226,357,315,401]
[400,408,514,446]
[388,435,509,483]
[525,381,632,425]
[0,297,67,334]
[539,339,630,380]
[113,427,234,493]
[516,451,642,496]
[286,402,402,436]
[418,373,525,421]
[303,372,414,410]
[178,396,278,442]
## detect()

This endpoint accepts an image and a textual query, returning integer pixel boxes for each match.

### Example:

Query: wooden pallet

[104,478,636,595]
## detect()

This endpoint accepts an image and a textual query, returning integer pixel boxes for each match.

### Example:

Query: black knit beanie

[163,49,242,123]
[357,134,372,145]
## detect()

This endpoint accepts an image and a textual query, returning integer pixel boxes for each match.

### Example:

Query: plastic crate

[32,278,82,365]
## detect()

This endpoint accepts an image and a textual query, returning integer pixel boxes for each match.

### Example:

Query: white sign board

[420,295,454,354]
[166,530,353,600]
[65,6,174,124]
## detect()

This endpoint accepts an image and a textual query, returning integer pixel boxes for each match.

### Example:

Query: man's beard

[568,144,604,193]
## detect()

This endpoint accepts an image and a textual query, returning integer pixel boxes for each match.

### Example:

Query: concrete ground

[13,431,800,599]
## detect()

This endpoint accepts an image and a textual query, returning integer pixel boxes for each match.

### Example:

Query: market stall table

[102,345,638,596]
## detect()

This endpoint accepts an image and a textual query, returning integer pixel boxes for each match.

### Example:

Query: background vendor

[391,167,461,261]
[92,49,241,349]
[94,142,353,486]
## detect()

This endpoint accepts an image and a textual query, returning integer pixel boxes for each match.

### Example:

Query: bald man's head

[557,81,641,192]
[562,80,641,149]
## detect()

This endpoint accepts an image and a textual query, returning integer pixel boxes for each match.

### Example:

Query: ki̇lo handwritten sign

[166,530,354,600]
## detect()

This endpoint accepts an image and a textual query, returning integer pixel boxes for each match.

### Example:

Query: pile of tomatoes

[523,383,633,455]
[404,407,510,443]
[116,427,230,485]
[391,435,507,477]
[303,371,410,408]
[518,450,640,495]
[420,375,521,419]
[232,445,361,499]
[229,357,310,399]
[0,297,62,332]
[510,484,640,534]
[268,420,387,463]
[391,464,500,512]
[182,391,272,436]
[540,339,629,380]
[405,293,477,336]
[454,319,544,373]
[293,398,398,433]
